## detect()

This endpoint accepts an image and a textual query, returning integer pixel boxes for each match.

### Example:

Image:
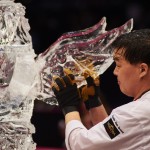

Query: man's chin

[119,87,127,96]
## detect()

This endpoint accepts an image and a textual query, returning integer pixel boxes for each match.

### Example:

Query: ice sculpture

[36,17,133,106]
[0,0,133,149]
[0,0,37,149]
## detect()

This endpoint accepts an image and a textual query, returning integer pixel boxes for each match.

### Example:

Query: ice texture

[0,0,133,149]
[0,0,36,149]
[36,17,133,106]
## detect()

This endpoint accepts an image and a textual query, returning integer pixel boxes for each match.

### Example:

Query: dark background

[15,0,150,148]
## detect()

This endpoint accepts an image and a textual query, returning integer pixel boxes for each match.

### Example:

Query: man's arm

[65,111,81,124]
[89,105,108,125]
[65,105,108,126]
[80,75,108,125]
[51,72,110,150]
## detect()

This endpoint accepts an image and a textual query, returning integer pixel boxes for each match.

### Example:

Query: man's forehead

[113,55,122,61]
[113,48,125,61]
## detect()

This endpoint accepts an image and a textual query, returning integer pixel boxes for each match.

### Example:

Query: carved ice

[36,17,133,106]
[0,0,36,149]
[0,0,133,149]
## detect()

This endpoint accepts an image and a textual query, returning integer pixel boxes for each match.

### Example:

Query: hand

[52,70,81,115]
[79,71,102,110]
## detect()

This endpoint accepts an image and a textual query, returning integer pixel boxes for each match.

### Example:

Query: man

[52,29,150,150]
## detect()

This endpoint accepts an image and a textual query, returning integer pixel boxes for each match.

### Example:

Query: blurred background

[15,0,150,149]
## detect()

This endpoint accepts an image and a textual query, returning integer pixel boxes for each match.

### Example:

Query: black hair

[112,29,150,66]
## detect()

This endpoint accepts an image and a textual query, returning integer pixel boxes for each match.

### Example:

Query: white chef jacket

[65,91,150,150]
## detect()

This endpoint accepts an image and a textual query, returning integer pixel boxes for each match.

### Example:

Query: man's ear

[139,63,148,78]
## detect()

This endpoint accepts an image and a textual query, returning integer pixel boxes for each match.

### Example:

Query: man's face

[113,49,140,98]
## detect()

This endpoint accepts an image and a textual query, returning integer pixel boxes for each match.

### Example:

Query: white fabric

[65,91,150,150]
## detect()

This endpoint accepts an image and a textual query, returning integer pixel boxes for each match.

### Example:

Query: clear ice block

[36,17,133,106]
[0,0,36,149]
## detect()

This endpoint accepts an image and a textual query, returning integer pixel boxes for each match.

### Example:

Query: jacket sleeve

[65,102,144,150]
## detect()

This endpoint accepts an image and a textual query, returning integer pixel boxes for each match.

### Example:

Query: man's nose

[113,67,118,76]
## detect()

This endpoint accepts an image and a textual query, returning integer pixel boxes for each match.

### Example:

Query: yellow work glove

[79,75,102,110]
[52,69,81,115]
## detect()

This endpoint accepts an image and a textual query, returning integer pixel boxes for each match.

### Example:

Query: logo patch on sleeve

[104,118,120,139]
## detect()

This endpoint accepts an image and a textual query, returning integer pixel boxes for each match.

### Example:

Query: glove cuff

[62,106,79,115]
[84,97,102,110]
